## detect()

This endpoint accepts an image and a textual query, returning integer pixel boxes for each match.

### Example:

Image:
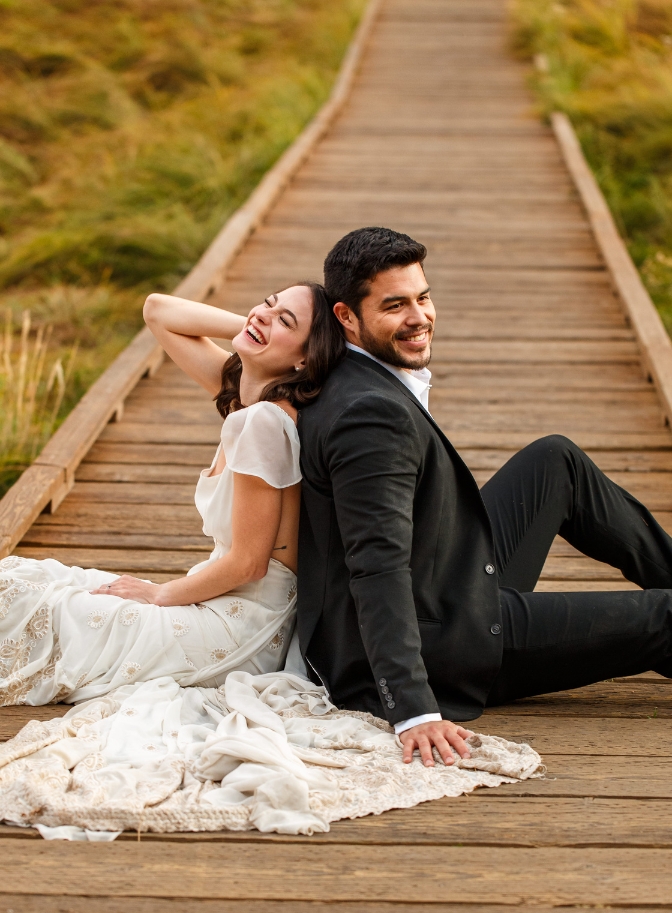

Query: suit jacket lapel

[345,350,453,451]
[344,350,491,516]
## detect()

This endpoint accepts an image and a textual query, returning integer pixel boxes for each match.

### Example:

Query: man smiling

[296,226,672,769]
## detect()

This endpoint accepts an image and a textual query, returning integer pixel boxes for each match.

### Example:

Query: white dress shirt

[345,343,442,735]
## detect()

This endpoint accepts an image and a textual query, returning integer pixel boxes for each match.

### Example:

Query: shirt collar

[345,342,432,411]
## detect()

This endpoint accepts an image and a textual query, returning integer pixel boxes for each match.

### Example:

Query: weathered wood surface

[2,0,672,909]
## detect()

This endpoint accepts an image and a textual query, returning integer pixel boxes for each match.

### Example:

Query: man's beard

[359,320,433,370]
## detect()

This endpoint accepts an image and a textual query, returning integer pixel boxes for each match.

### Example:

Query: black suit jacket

[297,350,503,724]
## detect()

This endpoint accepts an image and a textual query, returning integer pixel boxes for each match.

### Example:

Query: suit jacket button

[387,701,396,709]
[485,563,496,575]
[490,623,502,635]
[381,686,389,694]
[379,678,387,686]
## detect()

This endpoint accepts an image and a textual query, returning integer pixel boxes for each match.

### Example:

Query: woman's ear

[294,360,305,372]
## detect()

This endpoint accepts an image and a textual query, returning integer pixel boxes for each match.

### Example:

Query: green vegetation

[510,0,672,327]
[0,0,365,495]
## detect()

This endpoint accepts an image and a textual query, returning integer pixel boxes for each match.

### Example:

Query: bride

[0,282,344,705]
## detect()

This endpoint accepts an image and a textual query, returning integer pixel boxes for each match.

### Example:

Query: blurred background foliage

[0,0,365,494]
[510,0,672,330]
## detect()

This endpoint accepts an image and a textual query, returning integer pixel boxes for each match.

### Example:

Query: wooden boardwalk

[2,0,672,908]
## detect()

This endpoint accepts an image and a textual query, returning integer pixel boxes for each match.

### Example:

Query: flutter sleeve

[221,401,301,488]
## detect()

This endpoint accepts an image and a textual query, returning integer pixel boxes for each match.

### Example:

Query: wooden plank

[430,389,656,405]
[0,903,587,913]
[84,443,215,466]
[99,423,220,445]
[0,841,671,904]
[460,449,672,472]
[428,365,650,389]
[14,547,196,574]
[62,482,196,505]
[538,556,628,580]
[435,409,663,434]
[486,680,672,718]
[483,713,672,755]
[0,902,580,913]
[429,340,640,364]
[18,529,210,551]
[116,404,220,425]
[32,503,203,536]
[448,431,672,450]
[478,758,672,799]
[75,463,202,484]
[534,580,641,591]
[0,705,69,741]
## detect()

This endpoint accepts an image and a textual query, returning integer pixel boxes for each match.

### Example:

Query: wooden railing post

[552,112,672,429]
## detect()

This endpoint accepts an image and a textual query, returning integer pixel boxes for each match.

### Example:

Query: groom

[296,226,672,768]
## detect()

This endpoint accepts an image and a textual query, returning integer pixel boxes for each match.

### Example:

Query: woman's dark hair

[215,281,344,418]
[323,226,427,317]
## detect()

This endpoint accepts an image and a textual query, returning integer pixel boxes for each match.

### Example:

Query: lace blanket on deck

[0,672,544,838]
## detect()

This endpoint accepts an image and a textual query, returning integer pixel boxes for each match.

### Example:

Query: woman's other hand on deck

[90,575,165,605]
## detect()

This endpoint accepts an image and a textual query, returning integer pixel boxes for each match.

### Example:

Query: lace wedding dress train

[0,402,543,837]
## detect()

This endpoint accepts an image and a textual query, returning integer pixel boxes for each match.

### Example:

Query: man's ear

[333,302,358,333]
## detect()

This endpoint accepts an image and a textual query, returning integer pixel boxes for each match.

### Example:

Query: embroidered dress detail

[224,601,244,618]
[87,611,108,629]
[210,648,230,662]
[118,607,139,626]
[269,632,284,651]
[171,619,189,637]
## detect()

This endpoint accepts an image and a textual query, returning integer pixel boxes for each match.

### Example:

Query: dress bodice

[192,401,301,568]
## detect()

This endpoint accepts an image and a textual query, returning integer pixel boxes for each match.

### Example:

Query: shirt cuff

[394,713,442,735]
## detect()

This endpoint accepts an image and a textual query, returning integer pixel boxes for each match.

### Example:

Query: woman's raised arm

[143,293,247,395]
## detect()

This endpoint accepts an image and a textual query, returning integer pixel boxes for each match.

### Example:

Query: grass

[509,0,672,330]
[1,309,76,493]
[0,0,366,496]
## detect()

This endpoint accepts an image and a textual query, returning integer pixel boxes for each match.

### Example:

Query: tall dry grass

[1,310,76,494]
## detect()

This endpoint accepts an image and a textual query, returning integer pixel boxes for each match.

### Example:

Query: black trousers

[480,435,672,706]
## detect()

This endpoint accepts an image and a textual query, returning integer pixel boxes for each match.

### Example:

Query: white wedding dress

[0,401,543,837]
[0,401,300,705]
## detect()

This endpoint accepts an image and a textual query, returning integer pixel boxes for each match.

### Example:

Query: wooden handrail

[0,0,383,559]
[552,112,672,429]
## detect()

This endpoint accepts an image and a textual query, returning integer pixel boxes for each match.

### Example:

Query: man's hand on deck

[399,720,474,767]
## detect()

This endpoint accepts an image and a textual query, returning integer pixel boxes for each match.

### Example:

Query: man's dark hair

[323,227,427,317]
